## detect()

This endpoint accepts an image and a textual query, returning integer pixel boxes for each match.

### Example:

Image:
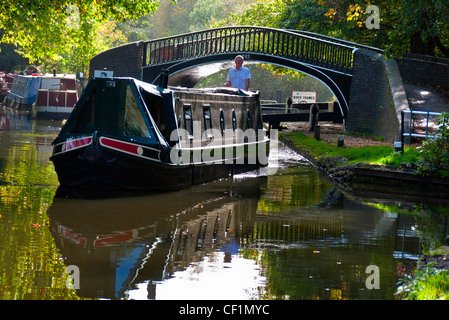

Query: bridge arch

[143,53,352,118]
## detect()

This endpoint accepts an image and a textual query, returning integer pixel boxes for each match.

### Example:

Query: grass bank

[279,132,420,167]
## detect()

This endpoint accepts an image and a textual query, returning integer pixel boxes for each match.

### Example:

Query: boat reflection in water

[47,177,264,300]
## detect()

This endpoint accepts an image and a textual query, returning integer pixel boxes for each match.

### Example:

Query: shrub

[417,112,449,176]
[396,267,449,300]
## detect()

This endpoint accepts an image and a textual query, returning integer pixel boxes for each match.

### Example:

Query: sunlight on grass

[396,268,449,300]
[281,132,421,167]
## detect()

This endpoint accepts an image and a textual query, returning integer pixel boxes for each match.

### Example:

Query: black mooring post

[159,69,170,89]
[309,104,319,132]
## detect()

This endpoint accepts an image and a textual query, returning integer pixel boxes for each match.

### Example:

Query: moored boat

[50,76,269,192]
[0,72,14,103]
[31,73,79,120]
[3,74,42,112]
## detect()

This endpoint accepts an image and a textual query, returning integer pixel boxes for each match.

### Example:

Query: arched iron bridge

[140,26,382,119]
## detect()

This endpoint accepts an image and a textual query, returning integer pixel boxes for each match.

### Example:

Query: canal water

[0,109,448,300]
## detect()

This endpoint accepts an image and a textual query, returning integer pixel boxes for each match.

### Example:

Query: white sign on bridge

[292,91,316,103]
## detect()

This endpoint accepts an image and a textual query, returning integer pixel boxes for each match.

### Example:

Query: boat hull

[51,141,265,192]
[32,106,74,120]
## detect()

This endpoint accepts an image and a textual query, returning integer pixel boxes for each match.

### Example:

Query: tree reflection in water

[0,115,448,300]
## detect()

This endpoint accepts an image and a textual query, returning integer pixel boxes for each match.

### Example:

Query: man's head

[234,55,244,69]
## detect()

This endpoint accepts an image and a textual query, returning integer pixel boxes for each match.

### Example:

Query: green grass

[281,132,421,167]
[396,267,449,300]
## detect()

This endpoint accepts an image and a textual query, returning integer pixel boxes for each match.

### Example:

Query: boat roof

[14,74,42,78]
[89,77,259,99]
[91,77,164,97]
[42,73,76,80]
[168,86,258,97]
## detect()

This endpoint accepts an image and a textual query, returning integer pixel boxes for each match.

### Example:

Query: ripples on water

[0,113,448,301]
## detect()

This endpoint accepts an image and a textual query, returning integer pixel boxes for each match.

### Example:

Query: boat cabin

[32,73,79,120]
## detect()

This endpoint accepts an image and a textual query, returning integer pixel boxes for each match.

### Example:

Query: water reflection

[0,110,69,300]
[46,145,440,300]
[0,108,448,300]
[48,177,264,299]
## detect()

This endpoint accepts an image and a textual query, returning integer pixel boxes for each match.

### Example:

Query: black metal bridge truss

[140,26,383,120]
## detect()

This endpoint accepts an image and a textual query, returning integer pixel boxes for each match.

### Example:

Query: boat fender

[83,144,102,163]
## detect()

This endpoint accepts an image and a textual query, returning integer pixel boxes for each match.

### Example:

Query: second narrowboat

[31,73,79,120]
[3,74,42,112]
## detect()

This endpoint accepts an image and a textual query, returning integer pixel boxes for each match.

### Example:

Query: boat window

[183,104,193,139]
[63,80,157,145]
[141,89,170,142]
[203,104,213,140]
[123,85,151,139]
[219,109,225,134]
[232,109,237,131]
[246,109,253,129]
[71,86,97,134]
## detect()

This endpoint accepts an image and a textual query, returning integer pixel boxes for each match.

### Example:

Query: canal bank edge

[279,134,449,203]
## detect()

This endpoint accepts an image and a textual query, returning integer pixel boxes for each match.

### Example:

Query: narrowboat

[31,73,79,120]
[0,74,8,103]
[0,72,14,103]
[3,74,42,111]
[50,76,269,192]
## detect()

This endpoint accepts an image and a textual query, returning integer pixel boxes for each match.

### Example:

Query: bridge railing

[142,26,357,74]
[287,30,384,54]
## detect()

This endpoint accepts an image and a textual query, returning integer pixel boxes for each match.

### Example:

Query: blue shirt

[226,67,251,90]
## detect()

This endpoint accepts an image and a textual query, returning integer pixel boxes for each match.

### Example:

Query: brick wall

[88,41,144,79]
[346,49,408,142]
[395,54,449,90]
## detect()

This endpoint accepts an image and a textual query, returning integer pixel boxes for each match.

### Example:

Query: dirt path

[283,122,393,147]
[404,83,449,113]
[281,82,449,147]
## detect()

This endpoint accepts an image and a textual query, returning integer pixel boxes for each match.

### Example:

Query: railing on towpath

[261,105,301,115]
[401,109,446,145]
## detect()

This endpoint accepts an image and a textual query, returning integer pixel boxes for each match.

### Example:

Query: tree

[0,0,161,75]
[0,42,29,73]
[220,0,449,58]
[143,0,198,38]
[387,0,449,57]
[189,0,225,31]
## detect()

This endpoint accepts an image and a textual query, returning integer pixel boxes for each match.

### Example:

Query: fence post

[401,110,404,147]
[408,109,413,145]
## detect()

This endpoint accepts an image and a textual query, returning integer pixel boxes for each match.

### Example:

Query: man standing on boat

[224,55,251,91]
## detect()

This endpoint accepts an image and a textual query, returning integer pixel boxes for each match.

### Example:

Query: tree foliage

[220,0,449,58]
[417,113,449,176]
[0,0,161,75]
[4,0,447,78]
